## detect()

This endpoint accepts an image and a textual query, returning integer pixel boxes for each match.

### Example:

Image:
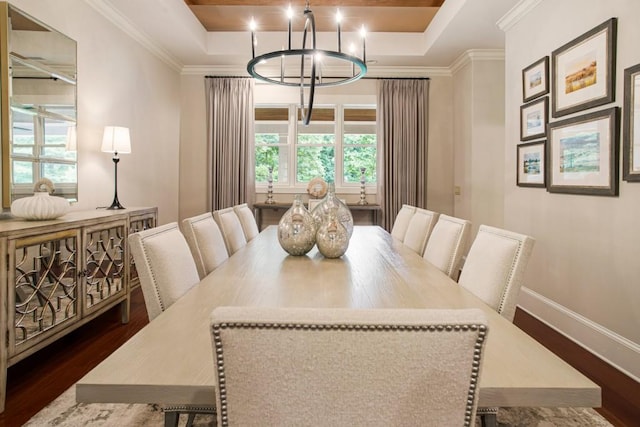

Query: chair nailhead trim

[211,321,487,427]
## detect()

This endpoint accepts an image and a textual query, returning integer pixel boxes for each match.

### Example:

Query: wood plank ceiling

[183,0,445,33]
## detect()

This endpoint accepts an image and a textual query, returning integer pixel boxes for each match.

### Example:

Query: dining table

[76,225,600,410]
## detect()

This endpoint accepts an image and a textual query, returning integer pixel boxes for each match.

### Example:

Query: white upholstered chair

[458,225,535,322]
[181,212,229,279]
[129,223,201,321]
[210,306,489,427]
[233,203,260,241]
[213,207,248,255]
[423,214,471,278]
[129,222,215,426]
[390,204,416,241]
[402,208,439,255]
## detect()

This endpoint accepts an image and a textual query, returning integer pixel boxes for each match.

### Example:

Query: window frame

[10,107,77,197]
[255,103,378,195]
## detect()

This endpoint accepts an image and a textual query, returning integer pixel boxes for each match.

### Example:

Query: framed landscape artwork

[547,107,619,196]
[520,97,548,141]
[622,63,640,182]
[551,18,617,118]
[517,141,545,188]
[522,56,549,102]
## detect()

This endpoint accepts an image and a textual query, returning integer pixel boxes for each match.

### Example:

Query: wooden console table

[0,207,157,412]
[254,202,381,230]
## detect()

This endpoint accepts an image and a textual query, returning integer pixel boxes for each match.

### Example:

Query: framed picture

[622,63,640,182]
[520,97,548,141]
[522,56,549,102]
[517,141,546,187]
[551,18,617,118]
[547,107,619,196]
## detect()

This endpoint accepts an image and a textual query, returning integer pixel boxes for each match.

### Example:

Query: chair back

[181,212,229,279]
[402,208,439,255]
[210,306,488,427]
[390,204,416,241]
[129,223,200,321]
[458,225,535,322]
[213,207,248,255]
[423,214,471,278]
[233,203,259,241]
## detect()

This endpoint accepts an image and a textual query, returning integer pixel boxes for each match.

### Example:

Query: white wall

[178,72,455,221]
[504,0,640,380]
[452,54,506,237]
[10,0,182,225]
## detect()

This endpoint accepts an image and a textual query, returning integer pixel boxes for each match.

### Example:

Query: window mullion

[335,105,344,189]
[289,104,297,188]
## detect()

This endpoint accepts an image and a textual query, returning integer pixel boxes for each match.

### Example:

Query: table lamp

[101,126,131,210]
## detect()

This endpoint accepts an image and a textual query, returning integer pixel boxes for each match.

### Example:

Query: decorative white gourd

[10,178,70,220]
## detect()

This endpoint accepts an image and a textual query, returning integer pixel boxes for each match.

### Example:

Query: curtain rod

[205,75,430,81]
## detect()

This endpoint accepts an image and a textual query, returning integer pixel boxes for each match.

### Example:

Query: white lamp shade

[101,126,131,154]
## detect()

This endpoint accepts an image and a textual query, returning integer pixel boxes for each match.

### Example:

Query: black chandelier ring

[246,49,367,88]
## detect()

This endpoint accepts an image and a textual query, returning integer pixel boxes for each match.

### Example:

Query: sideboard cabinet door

[8,229,81,358]
[82,219,128,319]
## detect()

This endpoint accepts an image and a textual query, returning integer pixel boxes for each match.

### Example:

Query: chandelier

[247,1,367,125]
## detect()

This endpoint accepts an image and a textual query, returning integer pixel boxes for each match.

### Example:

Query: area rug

[25,386,612,426]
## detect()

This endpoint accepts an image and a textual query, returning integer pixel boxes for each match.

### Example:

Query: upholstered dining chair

[210,306,489,427]
[402,208,439,255]
[458,225,535,322]
[233,203,260,241]
[129,222,201,321]
[390,204,416,241]
[181,212,229,279]
[213,207,248,255]
[129,223,215,427]
[423,214,471,278]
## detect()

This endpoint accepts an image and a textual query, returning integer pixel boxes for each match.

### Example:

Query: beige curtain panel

[377,79,429,232]
[205,77,255,211]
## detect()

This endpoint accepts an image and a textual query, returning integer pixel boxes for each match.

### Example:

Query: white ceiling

[93,0,518,71]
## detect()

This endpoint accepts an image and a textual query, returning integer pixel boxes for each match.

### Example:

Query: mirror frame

[0,2,78,209]
[623,62,640,182]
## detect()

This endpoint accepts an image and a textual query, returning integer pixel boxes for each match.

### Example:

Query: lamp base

[106,197,125,210]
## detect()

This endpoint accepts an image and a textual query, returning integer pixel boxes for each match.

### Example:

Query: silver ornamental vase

[311,186,354,238]
[316,208,349,258]
[277,195,317,256]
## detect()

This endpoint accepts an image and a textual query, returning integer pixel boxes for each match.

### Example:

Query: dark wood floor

[0,288,637,427]
[0,288,149,427]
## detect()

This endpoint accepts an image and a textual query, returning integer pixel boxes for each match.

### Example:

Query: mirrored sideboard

[0,207,157,413]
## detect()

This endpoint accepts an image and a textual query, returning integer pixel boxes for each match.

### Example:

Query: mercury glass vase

[316,208,349,258]
[277,195,317,256]
[311,185,354,238]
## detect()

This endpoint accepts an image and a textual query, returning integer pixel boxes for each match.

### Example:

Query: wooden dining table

[76,225,600,410]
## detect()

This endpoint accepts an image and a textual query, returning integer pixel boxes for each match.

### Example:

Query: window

[255,104,377,192]
[343,107,376,184]
[11,106,77,197]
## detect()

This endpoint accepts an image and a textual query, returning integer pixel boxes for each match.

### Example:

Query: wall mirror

[623,63,640,182]
[1,2,77,208]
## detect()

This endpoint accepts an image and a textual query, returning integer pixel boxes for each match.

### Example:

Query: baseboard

[518,287,640,383]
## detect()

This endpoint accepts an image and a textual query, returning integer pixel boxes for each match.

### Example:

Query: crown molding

[497,0,543,32]
[84,0,183,72]
[449,49,505,75]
